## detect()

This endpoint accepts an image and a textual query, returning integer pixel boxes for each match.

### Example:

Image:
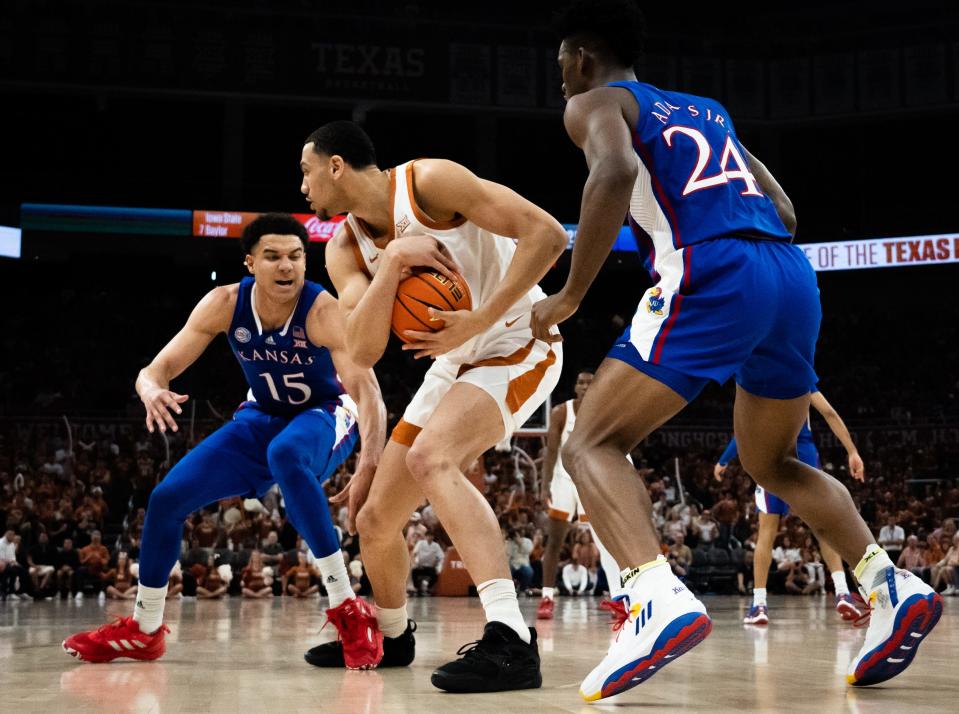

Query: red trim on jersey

[628,214,659,282]
[681,245,693,291]
[632,130,684,249]
[651,292,684,364]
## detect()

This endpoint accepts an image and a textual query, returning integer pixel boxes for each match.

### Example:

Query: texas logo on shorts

[646,287,666,316]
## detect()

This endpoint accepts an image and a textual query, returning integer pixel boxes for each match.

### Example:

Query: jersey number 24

[662,126,762,198]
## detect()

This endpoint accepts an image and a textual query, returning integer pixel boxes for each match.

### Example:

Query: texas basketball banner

[798,233,959,272]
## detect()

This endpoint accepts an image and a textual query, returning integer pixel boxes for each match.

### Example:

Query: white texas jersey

[342,159,548,362]
[555,399,577,478]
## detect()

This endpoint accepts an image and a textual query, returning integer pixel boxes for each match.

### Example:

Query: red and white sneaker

[850,593,872,628]
[536,597,555,620]
[62,617,170,663]
[324,597,384,670]
[835,593,863,622]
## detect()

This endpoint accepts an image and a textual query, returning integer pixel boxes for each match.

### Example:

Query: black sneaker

[431,622,542,693]
[304,619,416,668]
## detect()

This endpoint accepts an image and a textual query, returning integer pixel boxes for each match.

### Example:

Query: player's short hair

[304,120,377,168]
[241,213,309,255]
[553,0,646,69]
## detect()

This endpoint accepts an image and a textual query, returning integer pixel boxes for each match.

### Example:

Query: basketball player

[538,369,622,620]
[63,213,388,669]
[713,389,867,625]
[298,121,566,692]
[530,0,942,699]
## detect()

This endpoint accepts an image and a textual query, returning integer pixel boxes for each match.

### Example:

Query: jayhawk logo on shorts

[646,288,666,316]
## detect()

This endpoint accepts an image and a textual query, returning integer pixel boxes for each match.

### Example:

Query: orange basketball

[391,270,472,343]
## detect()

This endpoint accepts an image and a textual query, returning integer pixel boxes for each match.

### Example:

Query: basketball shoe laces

[600,598,631,639]
[97,616,169,639]
[853,591,873,629]
[453,634,507,669]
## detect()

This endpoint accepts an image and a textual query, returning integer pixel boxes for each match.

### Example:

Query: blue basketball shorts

[608,238,821,402]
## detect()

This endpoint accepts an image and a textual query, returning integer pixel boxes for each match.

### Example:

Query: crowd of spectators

[2,409,958,605]
[2,271,957,604]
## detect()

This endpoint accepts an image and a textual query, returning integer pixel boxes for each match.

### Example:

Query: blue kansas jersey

[226,277,344,416]
[609,81,790,280]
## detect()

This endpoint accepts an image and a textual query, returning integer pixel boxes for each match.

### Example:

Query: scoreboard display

[192,211,345,242]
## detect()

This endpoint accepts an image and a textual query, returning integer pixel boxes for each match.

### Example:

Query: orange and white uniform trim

[548,399,588,523]
[344,160,562,442]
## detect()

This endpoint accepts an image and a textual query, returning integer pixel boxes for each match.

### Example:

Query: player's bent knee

[146,480,183,520]
[355,500,401,541]
[561,439,598,487]
[405,442,455,485]
[265,438,305,476]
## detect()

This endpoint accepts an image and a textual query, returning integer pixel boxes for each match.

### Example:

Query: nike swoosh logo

[369,253,379,262]
[504,316,521,328]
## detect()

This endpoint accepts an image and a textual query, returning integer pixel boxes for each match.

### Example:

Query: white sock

[589,523,623,597]
[376,604,409,639]
[831,571,850,596]
[542,586,555,600]
[753,587,767,607]
[855,544,894,591]
[315,551,354,608]
[133,583,168,635]
[478,578,530,643]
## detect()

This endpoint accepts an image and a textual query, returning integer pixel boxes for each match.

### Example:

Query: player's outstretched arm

[743,147,796,237]
[400,159,567,356]
[136,286,233,433]
[531,89,638,342]
[309,290,388,533]
[810,391,865,481]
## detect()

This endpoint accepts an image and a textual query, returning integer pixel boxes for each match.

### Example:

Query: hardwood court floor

[1,593,955,713]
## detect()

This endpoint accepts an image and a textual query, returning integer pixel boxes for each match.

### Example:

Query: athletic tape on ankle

[853,544,883,580]
[620,555,668,585]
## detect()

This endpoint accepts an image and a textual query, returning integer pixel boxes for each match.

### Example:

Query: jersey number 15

[258,372,312,405]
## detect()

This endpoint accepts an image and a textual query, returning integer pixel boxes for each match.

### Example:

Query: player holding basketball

[63,214,388,669]
[538,369,622,620]
[298,121,566,692]
[714,389,867,625]
[530,0,942,700]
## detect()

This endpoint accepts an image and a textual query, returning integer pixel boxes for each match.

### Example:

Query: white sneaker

[580,572,711,702]
[74,592,84,601]
[98,592,106,603]
[846,566,942,687]
[942,586,956,596]
[743,604,769,625]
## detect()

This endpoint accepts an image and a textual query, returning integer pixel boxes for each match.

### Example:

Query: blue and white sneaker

[846,567,942,687]
[743,604,769,625]
[579,571,711,702]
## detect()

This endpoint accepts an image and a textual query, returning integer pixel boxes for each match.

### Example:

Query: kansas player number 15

[258,371,312,405]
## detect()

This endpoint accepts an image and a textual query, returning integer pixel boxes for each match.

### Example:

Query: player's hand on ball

[330,460,375,535]
[385,234,460,280]
[848,452,865,481]
[402,307,485,358]
[530,291,577,344]
[141,388,189,434]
